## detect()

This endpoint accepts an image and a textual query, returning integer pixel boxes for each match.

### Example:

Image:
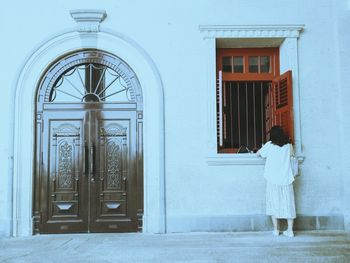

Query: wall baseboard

[0,218,12,237]
[166,214,345,233]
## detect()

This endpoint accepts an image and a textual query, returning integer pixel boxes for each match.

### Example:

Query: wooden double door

[37,104,141,233]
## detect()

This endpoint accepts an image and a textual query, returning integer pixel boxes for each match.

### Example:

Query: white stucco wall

[0,0,347,236]
[336,0,350,231]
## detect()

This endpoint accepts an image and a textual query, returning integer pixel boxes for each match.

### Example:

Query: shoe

[272,230,279,236]
[283,230,294,237]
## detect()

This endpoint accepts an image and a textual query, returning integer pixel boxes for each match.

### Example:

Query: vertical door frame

[10,27,166,236]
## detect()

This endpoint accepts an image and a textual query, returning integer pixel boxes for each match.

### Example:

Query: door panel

[39,108,138,233]
[90,110,138,232]
[41,111,88,233]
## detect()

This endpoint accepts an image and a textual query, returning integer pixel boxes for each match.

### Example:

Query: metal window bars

[218,81,270,152]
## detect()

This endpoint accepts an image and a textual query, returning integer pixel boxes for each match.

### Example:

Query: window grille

[50,64,133,103]
[216,48,294,153]
[37,50,142,105]
[218,81,270,152]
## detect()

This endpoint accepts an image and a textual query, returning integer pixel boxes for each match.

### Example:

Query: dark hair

[269,126,290,147]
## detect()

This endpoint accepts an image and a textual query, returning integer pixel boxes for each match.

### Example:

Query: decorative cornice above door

[70,9,107,32]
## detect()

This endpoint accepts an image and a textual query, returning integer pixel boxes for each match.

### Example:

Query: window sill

[206,153,305,166]
[206,153,265,166]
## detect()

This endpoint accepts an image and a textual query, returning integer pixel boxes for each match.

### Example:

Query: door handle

[90,145,95,182]
[122,177,127,196]
[82,144,86,176]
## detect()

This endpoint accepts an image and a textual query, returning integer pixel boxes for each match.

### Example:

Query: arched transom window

[37,50,142,105]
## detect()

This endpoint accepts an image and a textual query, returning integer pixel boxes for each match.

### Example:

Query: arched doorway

[33,49,143,233]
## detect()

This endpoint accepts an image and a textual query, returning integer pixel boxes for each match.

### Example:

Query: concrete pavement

[0,231,349,263]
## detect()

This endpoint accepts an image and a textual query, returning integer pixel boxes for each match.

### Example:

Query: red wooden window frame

[217,48,280,81]
[216,48,294,153]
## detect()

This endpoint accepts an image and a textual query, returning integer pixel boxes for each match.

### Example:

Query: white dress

[257,141,296,219]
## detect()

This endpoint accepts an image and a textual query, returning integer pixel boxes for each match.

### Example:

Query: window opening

[217,48,293,153]
[219,81,270,152]
[248,56,259,73]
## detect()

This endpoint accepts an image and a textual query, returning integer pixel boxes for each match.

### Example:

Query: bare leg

[271,216,278,231]
[271,216,279,236]
[287,219,294,232]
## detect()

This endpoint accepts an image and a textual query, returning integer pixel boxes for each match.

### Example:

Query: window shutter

[272,70,294,143]
[265,82,274,140]
[217,70,223,147]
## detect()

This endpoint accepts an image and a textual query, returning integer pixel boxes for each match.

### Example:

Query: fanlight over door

[34,50,143,234]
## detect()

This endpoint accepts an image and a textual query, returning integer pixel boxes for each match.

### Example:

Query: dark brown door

[39,104,138,233]
[89,109,138,232]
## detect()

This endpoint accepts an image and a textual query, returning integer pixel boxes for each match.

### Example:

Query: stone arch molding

[11,12,165,236]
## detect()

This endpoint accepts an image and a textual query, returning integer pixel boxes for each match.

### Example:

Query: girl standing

[257,126,296,237]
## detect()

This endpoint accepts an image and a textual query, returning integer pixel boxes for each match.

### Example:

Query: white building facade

[0,0,349,236]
